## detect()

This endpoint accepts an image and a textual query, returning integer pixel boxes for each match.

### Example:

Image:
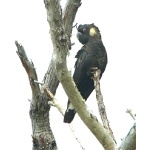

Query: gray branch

[92,68,117,144]
[15,41,40,105]
[45,0,116,150]
[15,41,57,150]
[126,109,136,121]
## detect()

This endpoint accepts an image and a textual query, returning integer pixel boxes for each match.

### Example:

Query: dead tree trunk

[15,42,58,150]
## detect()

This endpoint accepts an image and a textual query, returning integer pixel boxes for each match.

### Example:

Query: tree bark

[15,41,58,150]
[42,53,59,95]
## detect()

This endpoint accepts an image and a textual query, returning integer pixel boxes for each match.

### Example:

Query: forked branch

[15,41,58,150]
[44,0,116,150]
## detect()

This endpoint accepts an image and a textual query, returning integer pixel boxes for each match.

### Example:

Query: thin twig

[126,109,136,120]
[72,23,78,28]
[42,84,65,115]
[92,68,117,144]
[34,80,43,85]
[71,42,75,46]
[68,125,85,150]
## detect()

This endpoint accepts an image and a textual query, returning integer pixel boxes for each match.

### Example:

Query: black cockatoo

[64,24,107,123]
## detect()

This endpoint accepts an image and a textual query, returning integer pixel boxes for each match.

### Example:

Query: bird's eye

[83,28,86,32]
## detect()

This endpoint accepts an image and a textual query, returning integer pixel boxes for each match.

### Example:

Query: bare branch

[42,84,65,116]
[126,109,136,120]
[118,109,136,149]
[15,41,40,105]
[45,0,116,149]
[63,0,81,29]
[92,68,117,144]
[15,41,58,150]
[119,123,136,150]
[63,0,81,49]
[34,80,43,85]
[15,41,38,83]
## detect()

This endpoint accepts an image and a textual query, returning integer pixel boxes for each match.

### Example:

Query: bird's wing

[73,49,91,86]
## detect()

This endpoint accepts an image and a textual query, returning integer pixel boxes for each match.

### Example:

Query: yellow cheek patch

[89,27,97,36]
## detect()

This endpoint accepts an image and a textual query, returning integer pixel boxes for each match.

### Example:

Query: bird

[64,23,108,123]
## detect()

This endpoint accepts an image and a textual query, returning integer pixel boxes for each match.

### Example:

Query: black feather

[64,24,107,123]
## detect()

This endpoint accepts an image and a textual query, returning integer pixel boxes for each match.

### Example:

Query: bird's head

[77,24,101,45]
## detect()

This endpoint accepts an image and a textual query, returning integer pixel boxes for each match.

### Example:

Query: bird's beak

[76,32,82,40]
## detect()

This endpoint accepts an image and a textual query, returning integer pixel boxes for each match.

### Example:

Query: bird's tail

[64,102,76,123]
